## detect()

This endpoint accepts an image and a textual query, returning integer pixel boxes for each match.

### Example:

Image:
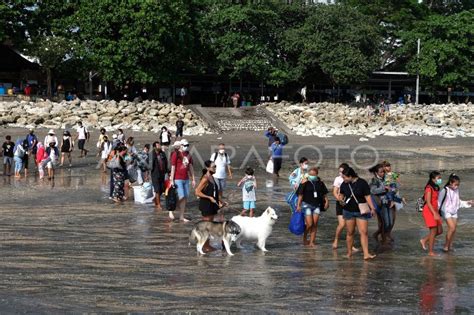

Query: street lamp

[415,38,421,105]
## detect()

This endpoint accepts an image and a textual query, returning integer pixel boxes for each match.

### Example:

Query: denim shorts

[175,179,190,200]
[343,209,371,221]
[3,156,13,165]
[302,202,320,216]
[243,201,256,210]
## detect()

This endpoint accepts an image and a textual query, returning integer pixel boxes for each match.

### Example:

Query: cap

[29,128,34,132]
[112,134,118,139]
[48,129,55,134]
[180,139,189,146]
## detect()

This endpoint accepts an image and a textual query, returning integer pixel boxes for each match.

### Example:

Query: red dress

[422,185,442,228]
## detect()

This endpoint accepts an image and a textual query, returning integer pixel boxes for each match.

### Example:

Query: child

[36,142,47,179]
[45,142,60,180]
[99,136,112,173]
[382,161,405,208]
[2,135,15,176]
[237,167,257,217]
[438,174,473,252]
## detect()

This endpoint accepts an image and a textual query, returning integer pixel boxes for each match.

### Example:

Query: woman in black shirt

[195,160,226,252]
[338,167,376,260]
[296,167,329,247]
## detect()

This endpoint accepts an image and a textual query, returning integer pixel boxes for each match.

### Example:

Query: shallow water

[0,132,473,313]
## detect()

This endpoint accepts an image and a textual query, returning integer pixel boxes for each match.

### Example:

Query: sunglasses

[183,144,189,147]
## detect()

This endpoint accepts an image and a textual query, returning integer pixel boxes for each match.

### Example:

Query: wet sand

[1,127,474,313]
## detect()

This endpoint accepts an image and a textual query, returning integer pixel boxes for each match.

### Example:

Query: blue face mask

[435,178,443,186]
[308,175,318,182]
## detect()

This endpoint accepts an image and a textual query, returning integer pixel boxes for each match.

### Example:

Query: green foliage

[71,1,195,85]
[199,2,280,81]
[398,10,474,89]
[2,0,473,94]
[281,4,381,85]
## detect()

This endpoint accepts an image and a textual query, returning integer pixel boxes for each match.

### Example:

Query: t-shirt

[176,120,184,130]
[296,179,328,207]
[333,175,343,188]
[271,143,283,158]
[77,126,88,140]
[339,178,371,212]
[161,131,170,143]
[171,151,193,180]
[2,141,15,157]
[241,176,256,202]
[211,152,230,179]
[26,134,38,149]
[44,135,58,147]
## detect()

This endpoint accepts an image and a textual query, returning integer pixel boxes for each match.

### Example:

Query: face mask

[302,164,308,170]
[435,178,443,186]
[450,185,459,191]
[219,149,225,154]
[308,175,318,181]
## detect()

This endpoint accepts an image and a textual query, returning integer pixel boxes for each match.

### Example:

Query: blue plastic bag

[289,211,305,235]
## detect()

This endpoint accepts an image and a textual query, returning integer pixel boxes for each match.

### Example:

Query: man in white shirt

[210,143,232,198]
[75,121,89,158]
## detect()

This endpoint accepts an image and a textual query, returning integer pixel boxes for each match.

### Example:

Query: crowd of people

[2,121,473,258]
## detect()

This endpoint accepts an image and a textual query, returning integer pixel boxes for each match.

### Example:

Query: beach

[1,127,473,313]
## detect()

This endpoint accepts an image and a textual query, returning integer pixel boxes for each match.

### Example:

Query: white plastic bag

[133,183,155,204]
[266,160,274,174]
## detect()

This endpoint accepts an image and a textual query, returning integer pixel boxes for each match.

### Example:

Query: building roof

[0,45,39,71]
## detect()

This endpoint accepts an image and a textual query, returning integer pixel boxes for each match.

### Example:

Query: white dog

[231,207,278,252]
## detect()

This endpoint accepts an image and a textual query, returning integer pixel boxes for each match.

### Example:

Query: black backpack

[211,151,229,163]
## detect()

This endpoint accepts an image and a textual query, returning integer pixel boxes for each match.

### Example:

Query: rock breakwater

[0,99,212,135]
[263,102,474,138]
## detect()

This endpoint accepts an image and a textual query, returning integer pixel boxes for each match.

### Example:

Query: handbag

[266,159,274,174]
[348,183,371,214]
[106,155,122,169]
[288,210,305,235]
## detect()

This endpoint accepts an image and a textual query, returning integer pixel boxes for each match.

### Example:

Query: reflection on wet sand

[0,142,473,312]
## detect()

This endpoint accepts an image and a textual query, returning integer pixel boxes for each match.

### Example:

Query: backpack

[417,186,447,213]
[278,132,289,145]
[438,187,448,213]
[211,151,229,164]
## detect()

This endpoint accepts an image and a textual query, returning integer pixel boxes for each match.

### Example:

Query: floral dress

[112,156,126,200]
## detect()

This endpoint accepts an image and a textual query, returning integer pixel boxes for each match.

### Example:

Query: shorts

[215,178,226,191]
[336,203,343,216]
[302,202,320,216]
[3,156,13,165]
[443,211,458,220]
[175,179,190,200]
[243,201,256,210]
[78,139,86,150]
[343,209,371,221]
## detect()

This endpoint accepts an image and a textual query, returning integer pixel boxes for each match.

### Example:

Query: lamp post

[415,38,421,105]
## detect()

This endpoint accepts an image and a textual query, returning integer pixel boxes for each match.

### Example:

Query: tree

[199,2,281,85]
[398,10,474,91]
[281,4,381,86]
[27,36,75,97]
[71,1,196,86]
